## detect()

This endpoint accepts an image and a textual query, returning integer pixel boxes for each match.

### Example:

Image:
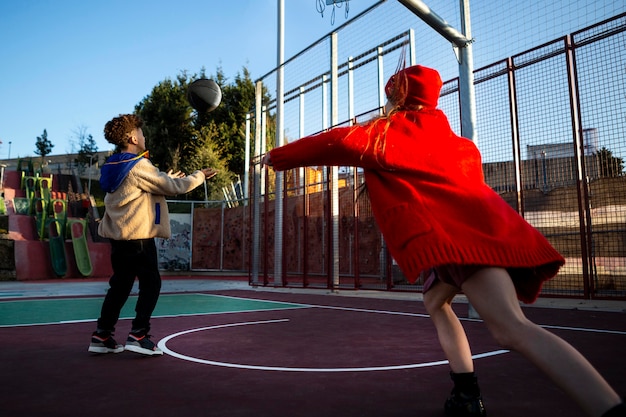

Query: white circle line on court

[158,318,510,372]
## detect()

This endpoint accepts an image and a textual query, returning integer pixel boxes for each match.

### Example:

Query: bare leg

[461,267,621,417]
[423,280,474,373]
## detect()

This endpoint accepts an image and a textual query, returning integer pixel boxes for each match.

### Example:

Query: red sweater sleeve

[269,123,387,171]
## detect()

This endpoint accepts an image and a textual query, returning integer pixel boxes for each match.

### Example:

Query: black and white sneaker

[88,332,124,354]
[124,331,163,356]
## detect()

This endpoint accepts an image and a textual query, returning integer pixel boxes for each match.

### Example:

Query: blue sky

[0,0,378,159]
[1,0,623,161]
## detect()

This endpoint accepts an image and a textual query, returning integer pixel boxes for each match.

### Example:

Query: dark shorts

[423,264,484,293]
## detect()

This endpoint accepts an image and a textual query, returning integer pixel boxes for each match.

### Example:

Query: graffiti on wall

[156,213,192,271]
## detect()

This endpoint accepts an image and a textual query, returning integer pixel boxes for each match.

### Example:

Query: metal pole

[88,154,94,195]
[458,0,477,144]
[397,0,471,47]
[220,201,225,271]
[251,81,263,284]
[298,86,305,276]
[408,28,416,66]
[399,0,478,317]
[565,33,592,298]
[348,56,355,122]
[330,32,340,290]
[274,0,285,286]
[299,87,305,192]
[458,0,480,319]
[376,45,388,283]
[244,113,251,204]
[507,57,524,216]
[377,46,386,113]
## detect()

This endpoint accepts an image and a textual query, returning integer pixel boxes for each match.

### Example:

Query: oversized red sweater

[269,109,565,303]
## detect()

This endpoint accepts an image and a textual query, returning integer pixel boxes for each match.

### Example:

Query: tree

[135,66,274,200]
[597,147,624,177]
[184,121,231,200]
[78,134,98,161]
[73,125,99,174]
[136,73,193,171]
[207,67,257,175]
[34,129,54,161]
[135,69,230,200]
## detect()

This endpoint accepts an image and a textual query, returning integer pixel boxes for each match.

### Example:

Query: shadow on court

[1,289,624,417]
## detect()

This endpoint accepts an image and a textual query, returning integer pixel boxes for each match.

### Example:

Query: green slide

[69,219,93,277]
[34,198,47,239]
[48,219,67,277]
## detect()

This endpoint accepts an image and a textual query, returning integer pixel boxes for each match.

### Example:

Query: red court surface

[1,287,625,417]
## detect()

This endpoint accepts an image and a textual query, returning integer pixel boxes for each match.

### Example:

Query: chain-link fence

[200,3,626,299]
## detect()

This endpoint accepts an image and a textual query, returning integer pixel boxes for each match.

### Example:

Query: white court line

[157,295,626,371]
[208,293,626,336]
[4,293,625,337]
[538,324,626,334]
[157,318,510,372]
[0,293,309,328]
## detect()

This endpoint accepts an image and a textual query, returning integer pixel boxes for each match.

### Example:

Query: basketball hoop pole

[397,0,471,48]
[457,0,480,319]
[396,0,476,142]
[457,0,477,144]
[398,0,479,318]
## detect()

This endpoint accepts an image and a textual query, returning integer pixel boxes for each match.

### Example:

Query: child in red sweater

[263,65,624,417]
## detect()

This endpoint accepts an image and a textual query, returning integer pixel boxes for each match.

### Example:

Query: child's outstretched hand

[201,168,218,180]
[261,153,272,167]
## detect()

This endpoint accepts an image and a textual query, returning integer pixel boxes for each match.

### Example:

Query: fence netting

[240,5,626,300]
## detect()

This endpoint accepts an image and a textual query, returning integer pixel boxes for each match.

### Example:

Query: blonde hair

[353,98,425,168]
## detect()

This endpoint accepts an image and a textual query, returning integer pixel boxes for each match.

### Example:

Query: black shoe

[88,331,124,354]
[444,392,486,417]
[602,402,626,417]
[124,331,163,356]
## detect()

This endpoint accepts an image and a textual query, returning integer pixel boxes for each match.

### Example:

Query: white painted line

[158,318,510,372]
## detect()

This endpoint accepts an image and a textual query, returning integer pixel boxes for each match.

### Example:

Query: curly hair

[103,114,144,149]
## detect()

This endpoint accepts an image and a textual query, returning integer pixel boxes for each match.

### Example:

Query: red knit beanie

[385,65,443,109]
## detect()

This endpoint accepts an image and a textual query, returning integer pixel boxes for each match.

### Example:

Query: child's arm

[268,124,386,171]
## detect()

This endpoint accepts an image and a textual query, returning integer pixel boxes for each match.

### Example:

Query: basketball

[187,79,222,112]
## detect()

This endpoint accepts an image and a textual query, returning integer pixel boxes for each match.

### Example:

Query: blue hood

[99,152,148,193]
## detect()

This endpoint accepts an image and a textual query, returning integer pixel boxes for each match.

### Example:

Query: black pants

[96,238,162,334]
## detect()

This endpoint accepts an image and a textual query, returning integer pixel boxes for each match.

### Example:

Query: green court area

[0,294,306,326]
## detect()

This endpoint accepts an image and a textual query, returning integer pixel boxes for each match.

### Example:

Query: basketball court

[1,1,623,416]
[1,278,624,417]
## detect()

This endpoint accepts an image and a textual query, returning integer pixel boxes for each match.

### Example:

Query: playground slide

[34,198,47,239]
[50,199,67,238]
[38,176,52,203]
[69,219,93,277]
[48,219,67,277]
